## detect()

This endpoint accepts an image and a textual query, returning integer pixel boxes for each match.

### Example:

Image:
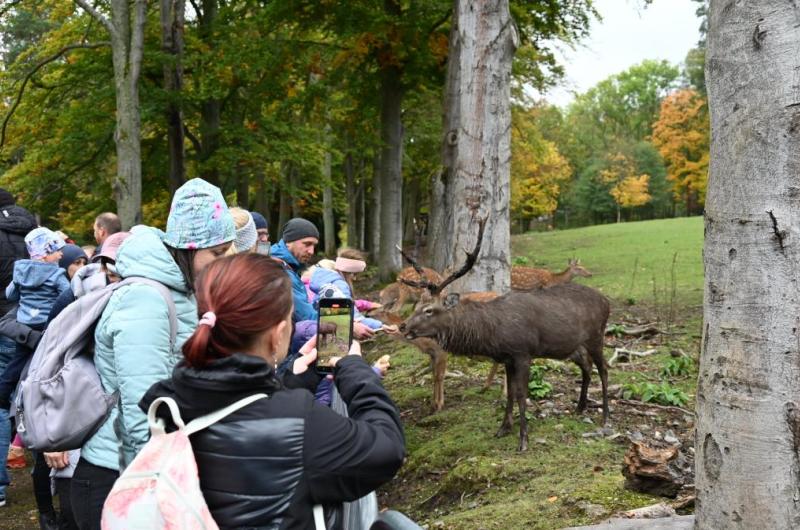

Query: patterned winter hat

[163,178,235,250]
[25,227,65,259]
[233,211,258,253]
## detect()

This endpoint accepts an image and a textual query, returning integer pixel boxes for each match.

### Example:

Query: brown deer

[378,267,443,312]
[397,222,610,451]
[511,258,593,290]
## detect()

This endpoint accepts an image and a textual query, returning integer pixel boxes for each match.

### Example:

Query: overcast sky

[539,0,702,107]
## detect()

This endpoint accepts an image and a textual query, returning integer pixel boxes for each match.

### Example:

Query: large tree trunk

[428,0,516,292]
[368,154,382,259]
[109,0,146,229]
[322,150,335,255]
[160,0,185,195]
[198,0,220,187]
[696,5,800,528]
[345,152,360,248]
[378,65,404,281]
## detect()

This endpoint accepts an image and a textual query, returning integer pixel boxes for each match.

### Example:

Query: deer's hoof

[495,425,511,438]
[517,440,528,452]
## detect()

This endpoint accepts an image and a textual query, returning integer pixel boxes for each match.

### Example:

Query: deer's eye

[423,306,434,316]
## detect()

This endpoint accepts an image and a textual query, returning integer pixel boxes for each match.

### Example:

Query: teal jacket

[81,226,198,471]
[270,239,316,322]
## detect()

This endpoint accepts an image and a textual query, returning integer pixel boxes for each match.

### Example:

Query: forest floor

[0,216,704,530]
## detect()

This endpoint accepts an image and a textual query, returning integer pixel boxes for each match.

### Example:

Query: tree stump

[622,438,693,498]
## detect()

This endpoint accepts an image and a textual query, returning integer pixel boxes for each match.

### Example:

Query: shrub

[622,381,688,407]
[660,356,694,378]
[512,256,530,265]
[528,363,553,399]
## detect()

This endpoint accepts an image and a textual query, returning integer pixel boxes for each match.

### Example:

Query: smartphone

[316,298,354,374]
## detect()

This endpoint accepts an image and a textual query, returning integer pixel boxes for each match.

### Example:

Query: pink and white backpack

[101,394,268,530]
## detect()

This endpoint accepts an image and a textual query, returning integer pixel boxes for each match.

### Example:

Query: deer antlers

[395,217,487,296]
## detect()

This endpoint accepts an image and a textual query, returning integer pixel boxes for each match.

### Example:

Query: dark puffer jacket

[140,353,405,530]
[0,204,36,316]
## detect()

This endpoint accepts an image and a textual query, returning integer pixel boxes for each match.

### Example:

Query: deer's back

[511,266,553,290]
[446,284,608,361]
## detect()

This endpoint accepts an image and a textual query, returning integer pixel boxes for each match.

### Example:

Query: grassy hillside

[512,216,704,308]
[375,216,704,529]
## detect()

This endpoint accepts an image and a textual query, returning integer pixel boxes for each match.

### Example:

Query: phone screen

[316,300,354,372]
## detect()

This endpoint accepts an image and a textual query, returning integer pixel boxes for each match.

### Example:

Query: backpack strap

[147,396,187,436]
[116,277,178,349]
[183,393,269,436]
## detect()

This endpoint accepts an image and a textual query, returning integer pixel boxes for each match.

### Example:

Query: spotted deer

[378,267,443,312]
[511,258,593,290]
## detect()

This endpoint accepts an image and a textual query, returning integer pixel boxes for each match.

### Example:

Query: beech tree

[428,0,517,293]
[697,3,800,527]
[74,0,146,228]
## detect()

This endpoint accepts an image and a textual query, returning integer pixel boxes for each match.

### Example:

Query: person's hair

[337,248,366,261]
[182,254,293,368]
[165,244,198,292]
[229,207,251,230]
[95,212,122,235]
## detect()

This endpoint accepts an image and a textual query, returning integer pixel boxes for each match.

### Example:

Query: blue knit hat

[25,227,65,259]
[163,178,235,250]
[251,211,268,230]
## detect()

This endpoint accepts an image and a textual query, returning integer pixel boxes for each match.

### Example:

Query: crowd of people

[0,179,406,530]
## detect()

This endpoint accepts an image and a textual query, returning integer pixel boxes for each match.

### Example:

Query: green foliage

[528,363,553,399]
[660,356,695,378]
[512,255,529,266]
[622,382,689,407]
[606,324,626,338]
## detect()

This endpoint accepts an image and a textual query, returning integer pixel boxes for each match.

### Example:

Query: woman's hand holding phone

[292,335,318,375]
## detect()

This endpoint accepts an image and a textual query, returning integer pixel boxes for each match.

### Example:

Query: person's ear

[270,318,290,355]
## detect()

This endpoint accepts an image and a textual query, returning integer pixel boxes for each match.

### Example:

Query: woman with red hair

[139,253,405,529]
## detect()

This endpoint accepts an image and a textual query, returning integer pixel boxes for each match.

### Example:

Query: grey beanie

[282,218,319,243]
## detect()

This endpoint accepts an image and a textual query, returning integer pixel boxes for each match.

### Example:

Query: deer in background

[511,258,593,290]
[378,267,443,312]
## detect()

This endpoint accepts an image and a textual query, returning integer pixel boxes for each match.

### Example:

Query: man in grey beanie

[270,218,320,322]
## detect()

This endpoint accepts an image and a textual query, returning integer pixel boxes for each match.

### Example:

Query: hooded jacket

[5,260,70,325]
[140,353,405,530]
[81,226,198,471]
[0,204,36,316]
[271,239,316,322]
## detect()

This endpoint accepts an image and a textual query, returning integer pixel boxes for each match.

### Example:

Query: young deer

[378,267,443,312]
[511,258,592,290]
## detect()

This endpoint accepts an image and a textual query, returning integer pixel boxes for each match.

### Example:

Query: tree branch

[0,42,111,149]
[183,123,202,154]
[187,0,202,24]
[62,130,114,180]
[73,0,115,36]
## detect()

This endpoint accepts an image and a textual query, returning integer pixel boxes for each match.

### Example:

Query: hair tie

[199,311,217,329]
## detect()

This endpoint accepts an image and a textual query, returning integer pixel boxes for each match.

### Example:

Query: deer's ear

[443,293,460,309]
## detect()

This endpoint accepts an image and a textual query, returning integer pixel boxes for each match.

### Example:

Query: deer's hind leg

[570,346,592,414]
[514,355,532,451]
[495,361,516,438]
[586,335,609,425]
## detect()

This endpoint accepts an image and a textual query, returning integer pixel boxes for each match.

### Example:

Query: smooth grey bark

[198,0,220,186]
[378,65,404,281]
[696,4,800,528]
[428,0,516,292]
[75,0,146,229]
[345,152,363,248]
[322,150,335,256]
[368,154,382,259]
[160,0,185,194]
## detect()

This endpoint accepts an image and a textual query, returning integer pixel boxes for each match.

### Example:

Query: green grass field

[512,216,704,308]
[373,216,704,529]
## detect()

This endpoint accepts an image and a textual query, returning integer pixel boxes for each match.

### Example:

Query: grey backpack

[14,277,177,452]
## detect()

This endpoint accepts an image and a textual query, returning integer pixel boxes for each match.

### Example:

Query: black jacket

[0,204,36,316]
[140,353,405,530]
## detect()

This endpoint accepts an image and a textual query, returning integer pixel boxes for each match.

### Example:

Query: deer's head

[399,294,461,340]
[568,258,592,278]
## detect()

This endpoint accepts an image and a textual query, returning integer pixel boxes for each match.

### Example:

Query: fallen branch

[617,398,694,417]
[607,323,663,337]
[608,347,657,366]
